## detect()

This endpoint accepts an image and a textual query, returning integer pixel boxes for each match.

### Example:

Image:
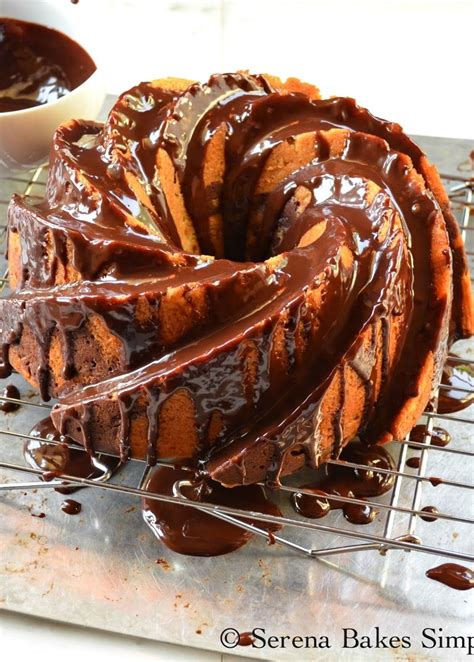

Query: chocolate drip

[0,18,95,113]
[238,632,256,646]
[406,456,421,469]
[24,416,121,494]
[291,441,395,525]
[0,384,20,412]
[117,394,136,462]
[420,506,439,522]
[410,424,451,448]
[61,499,82,515]
[426,563,474,590]
[145,387,161,466]
[429,429,452,447]
[142,465,281,556]
[438,355,474,414]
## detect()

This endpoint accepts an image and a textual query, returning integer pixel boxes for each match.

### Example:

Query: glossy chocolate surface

[426,563,474,590]
[291,441,395,525]
[24,416,121,494]
[406,456,421,469]
[420,505,439,522]
[0,383,20,412]
[410,425,451,448]
[0,72,471,487]
[142,465,281,556]
[238,632,256,646]
[0,18,95,112]
[61,498,82,515]
[438,355,474,414]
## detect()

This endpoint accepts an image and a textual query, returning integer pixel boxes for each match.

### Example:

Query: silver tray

[0,133,473,660]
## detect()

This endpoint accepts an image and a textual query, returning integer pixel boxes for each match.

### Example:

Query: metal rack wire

[0,165,473,563]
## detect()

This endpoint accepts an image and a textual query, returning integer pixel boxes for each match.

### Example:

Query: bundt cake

[1,72,472,486]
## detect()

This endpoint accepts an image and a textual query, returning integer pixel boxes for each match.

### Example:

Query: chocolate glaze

[410,424,451,448]
[406,456,421,469]
[61,498,81,515]
[142,465,281,556]
[291,441,395,525]
[24,416,121,494]
[0,72,471,487]
[420,506,438,522]
[428,476,444,487]
[426,563,474,590]
[0,383,20,412]
[438,355,474,414]
[0,18,95,113]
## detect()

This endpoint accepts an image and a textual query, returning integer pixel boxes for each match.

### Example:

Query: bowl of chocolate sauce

[0,0,105,171]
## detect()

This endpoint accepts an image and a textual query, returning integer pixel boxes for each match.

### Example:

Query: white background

[88,0,473,139]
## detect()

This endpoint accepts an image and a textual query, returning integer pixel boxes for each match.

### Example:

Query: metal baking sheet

[1,131,473,660]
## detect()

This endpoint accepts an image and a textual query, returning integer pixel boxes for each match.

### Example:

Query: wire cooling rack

[0,164,473,564]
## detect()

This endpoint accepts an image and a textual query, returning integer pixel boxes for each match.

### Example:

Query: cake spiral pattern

[1,72,472,486]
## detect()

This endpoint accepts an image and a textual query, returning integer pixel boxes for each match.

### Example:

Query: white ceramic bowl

[0,0,106,172]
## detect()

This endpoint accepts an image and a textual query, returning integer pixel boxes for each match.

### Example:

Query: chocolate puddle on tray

[17,410,466,581]
[426,564,474,591]
[291,441,395,525]
[142,465,281,556]
[24,416,121,494]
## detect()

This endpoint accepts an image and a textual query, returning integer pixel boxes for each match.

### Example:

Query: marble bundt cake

[1,72,472,486]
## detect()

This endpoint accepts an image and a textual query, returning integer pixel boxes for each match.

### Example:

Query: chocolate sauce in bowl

[24,416,121,493]
[142,465,281,556]
[291,441,395,525]
[426,563,474,590]
[0,18,96,112]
